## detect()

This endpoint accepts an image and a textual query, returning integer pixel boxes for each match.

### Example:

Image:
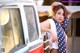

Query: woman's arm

[40,20,50,32]
[66,7,72,19]
[40,19,58,42]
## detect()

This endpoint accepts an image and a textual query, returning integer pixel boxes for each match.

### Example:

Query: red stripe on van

[29,45,44,53]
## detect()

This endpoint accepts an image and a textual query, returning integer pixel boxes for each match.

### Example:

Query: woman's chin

[58,21,62,23]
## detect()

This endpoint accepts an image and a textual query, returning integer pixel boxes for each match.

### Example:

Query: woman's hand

[48,2,63,17]
[50,2,63,18]
[51,2,62,7]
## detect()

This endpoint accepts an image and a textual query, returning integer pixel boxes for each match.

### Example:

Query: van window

[0,8,24,53]
[24,6,39,42]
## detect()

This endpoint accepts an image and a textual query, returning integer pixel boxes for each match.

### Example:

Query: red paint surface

[29,45,44,53]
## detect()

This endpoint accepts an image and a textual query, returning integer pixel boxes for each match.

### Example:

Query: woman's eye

[58,12,64,16]
[58,12,61,15]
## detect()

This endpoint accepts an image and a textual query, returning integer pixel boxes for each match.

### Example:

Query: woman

[40,2,72,53]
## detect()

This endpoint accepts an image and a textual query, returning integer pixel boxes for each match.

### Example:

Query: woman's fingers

[51,2,62,6]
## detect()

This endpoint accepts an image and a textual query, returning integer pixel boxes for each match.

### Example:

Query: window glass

[24,6,39,42]
[0,8,24,53]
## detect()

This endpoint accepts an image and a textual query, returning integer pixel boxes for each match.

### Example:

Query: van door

[14,5,44,53]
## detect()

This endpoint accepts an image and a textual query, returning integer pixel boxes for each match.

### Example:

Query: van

[0,2,44,53]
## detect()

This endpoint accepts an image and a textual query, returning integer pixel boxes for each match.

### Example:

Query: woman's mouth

[59,19,62,21]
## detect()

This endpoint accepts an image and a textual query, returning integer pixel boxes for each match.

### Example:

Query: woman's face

[54,8,64,23]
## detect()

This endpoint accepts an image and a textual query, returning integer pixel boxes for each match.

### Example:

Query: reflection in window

[0,8,24,53]
[24,6,39,42]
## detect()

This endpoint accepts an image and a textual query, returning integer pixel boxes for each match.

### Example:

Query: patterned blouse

[61,17,69,32]
[53,17,69,53]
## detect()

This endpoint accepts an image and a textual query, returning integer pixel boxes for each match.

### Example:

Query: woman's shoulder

[40,19,51,27]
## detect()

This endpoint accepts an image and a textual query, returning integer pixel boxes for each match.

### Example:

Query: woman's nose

[60,15,63,18]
